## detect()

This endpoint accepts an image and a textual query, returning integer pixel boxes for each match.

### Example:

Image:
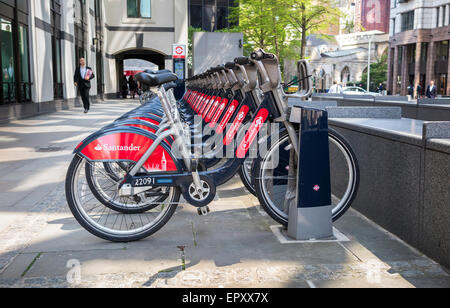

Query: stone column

[401,46,409,96]
[392,46,399,95]
[439,6,444,27]
[414,43,422,99]
[416,8,423,29]
[426,42,436,87]
[445,5,450,26]
[387,47,394,94]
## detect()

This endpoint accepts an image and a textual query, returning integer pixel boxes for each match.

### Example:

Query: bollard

[287,107,334,240]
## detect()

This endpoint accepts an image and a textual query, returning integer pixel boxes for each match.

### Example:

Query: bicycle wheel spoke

[68,156,178,239]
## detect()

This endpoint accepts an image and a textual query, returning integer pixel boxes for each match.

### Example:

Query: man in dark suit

[74,58,95,113]
[426,80,437,99]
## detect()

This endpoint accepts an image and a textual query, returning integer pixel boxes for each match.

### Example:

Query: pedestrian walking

[74,58,95,113]
[378,83,384,94]
[129,75,137,99]
[416,84,423,99]
[122,76,129,99]
[329,81,343,94]
[426,80,437,99]
[407,84,414,96]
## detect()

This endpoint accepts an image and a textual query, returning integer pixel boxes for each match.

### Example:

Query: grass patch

[21,253,43,277]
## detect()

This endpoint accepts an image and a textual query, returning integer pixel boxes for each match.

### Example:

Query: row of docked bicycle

[65,49,360,242]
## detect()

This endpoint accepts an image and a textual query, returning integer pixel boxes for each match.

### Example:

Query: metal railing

[1,82,33,105]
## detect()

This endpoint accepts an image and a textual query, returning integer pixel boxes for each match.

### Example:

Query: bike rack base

[271,226,348,244]
[288,206,334,240]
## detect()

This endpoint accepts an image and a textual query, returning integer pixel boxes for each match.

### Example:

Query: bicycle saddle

[164,81,178,91]
[135,72,178,87]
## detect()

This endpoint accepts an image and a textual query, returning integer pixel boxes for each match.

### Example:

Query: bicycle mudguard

[74,127,183,173]
[128,114,163,126]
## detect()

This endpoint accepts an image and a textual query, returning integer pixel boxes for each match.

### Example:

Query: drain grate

[35,146,65,153]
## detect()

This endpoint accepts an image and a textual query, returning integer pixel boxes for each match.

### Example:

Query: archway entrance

[114,49,167,96]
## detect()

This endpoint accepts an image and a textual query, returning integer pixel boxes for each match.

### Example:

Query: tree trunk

[301,25,307,59]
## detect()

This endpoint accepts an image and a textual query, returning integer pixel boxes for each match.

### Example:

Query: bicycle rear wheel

[65,155,179,242]
[85,161,168,214]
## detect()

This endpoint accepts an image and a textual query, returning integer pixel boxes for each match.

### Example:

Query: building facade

[284,31,389,91]
[387,0,450,96]
[339,0,390,34]
[0,0,188,120]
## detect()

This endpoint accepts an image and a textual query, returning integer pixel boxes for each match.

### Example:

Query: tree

[281,0,341,59]
[356,52,388,91]
[230,0,341,67]
[229,0,290,60]
[188,26,202,71]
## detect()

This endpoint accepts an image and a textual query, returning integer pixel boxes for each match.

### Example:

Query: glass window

[74,0,87,65]
[401,11,414,32]
[436,40,449,62]
[18,26,29,83]
[140,0,151,18]
[189,0,238,31]
[437,7,440,28]
[95,0,102,19]
[1,18,15,102]
[18,25,31,101]
[203,4,215,31]
[51,0,63,99]
[217,6,228,30]
[190,4,203,28]
[420,43,428,63]
[128,0,151,18]
[128,0,138,17]
[397,46,403,67]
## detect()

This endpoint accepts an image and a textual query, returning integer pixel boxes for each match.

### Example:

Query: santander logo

[241,141,250,150]
[254,116,265,129]
[237,111,245,121]
[94,143,142,152]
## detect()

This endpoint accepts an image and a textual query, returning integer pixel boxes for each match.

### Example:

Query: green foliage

[356,53,388,91]
[229,0,341,72]
[188,26,202,70]
[189,0,341,77]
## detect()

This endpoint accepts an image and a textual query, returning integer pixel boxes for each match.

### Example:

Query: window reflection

[1,18,15,102]
[189,0,238,31]
[128,0,151,18]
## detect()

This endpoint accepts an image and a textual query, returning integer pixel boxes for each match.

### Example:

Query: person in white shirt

[74,58,95,113]
[329,81,343,94]
[426,80,437,99]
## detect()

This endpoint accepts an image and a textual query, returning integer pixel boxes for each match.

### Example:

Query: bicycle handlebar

[234,57,251,66]
[250,49,275,61]
[225,62,236,70]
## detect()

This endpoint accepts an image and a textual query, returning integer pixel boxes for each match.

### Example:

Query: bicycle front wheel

[253,128,359,225]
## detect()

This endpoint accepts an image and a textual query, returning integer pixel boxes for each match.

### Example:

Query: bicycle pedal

[197,206,211,216]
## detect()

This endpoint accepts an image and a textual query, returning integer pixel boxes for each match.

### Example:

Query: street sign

[172,44,186,100]
[173,44,186,59]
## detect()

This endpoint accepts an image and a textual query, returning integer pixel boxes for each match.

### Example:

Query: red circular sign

[175,46,184,55]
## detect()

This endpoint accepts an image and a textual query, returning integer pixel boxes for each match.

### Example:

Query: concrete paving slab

[0,100,449,288]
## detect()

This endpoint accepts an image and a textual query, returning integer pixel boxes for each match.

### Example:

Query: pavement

[0,99,449,288]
